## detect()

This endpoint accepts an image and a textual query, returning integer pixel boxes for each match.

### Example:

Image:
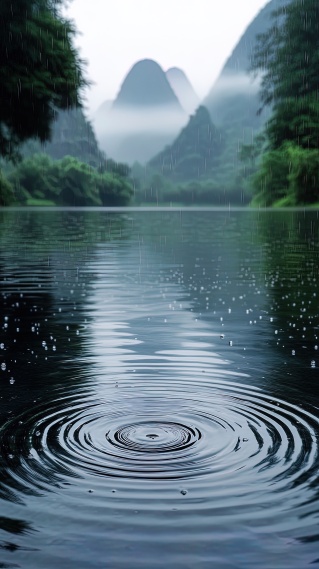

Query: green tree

[8,154,134,207]
[0,0,86,160]
[0,171,14,206]
[250,0,319,204]
[252,0,319,121]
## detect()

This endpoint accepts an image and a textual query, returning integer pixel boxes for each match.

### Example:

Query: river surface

[0,207,318,568]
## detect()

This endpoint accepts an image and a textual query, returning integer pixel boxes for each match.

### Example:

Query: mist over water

[0,208,319,568]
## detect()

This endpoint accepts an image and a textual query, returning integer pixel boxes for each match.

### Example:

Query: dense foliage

[0,0,86,159]
[131,163,249,206]
[250,0,319,205]
[6,154,133,207]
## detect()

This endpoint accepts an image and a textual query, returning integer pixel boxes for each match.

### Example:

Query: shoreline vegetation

[0,0,318,209]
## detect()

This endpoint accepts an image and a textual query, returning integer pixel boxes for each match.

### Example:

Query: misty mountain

[149,0,289,188]
[149,106,223,181]
[113,59,183,109]
[93,59,188,164]
[166,67,200,115]
[204,0,288,126]
[23,107,106,168]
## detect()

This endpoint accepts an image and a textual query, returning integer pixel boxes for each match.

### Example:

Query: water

[0,207,318,568]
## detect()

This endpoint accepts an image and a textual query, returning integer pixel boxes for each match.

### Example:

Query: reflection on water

[0,208,318,568]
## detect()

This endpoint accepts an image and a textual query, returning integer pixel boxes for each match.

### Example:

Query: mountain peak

[166,67,200,114]
[113,59,183,109]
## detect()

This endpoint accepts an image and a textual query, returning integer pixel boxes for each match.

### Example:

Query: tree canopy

[5,154,133,207]
[0,0,86,159]
[250,0,319,205]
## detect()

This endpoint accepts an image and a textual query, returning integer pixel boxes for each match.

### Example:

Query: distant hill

[93,59,188,164]
[149,106,223,181]
[23,107,106,168]
[113,59,182,109]
[149,0,289,190]
[204,0,287,125]
[166,67,200,115]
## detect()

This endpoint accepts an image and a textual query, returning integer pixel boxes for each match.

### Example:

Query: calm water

[0,207,319,569]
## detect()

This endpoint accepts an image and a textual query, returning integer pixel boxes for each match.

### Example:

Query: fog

[91,72,264,163]
[207,72,261,102]
[93,103,188,163]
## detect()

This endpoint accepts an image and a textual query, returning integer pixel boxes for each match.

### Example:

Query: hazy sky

[65,0,269,115]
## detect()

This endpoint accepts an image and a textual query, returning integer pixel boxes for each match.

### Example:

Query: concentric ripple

[107,421,201,453]
[0,380,319,528]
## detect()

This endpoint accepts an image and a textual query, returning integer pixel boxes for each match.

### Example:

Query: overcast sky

[65,0,269,115]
